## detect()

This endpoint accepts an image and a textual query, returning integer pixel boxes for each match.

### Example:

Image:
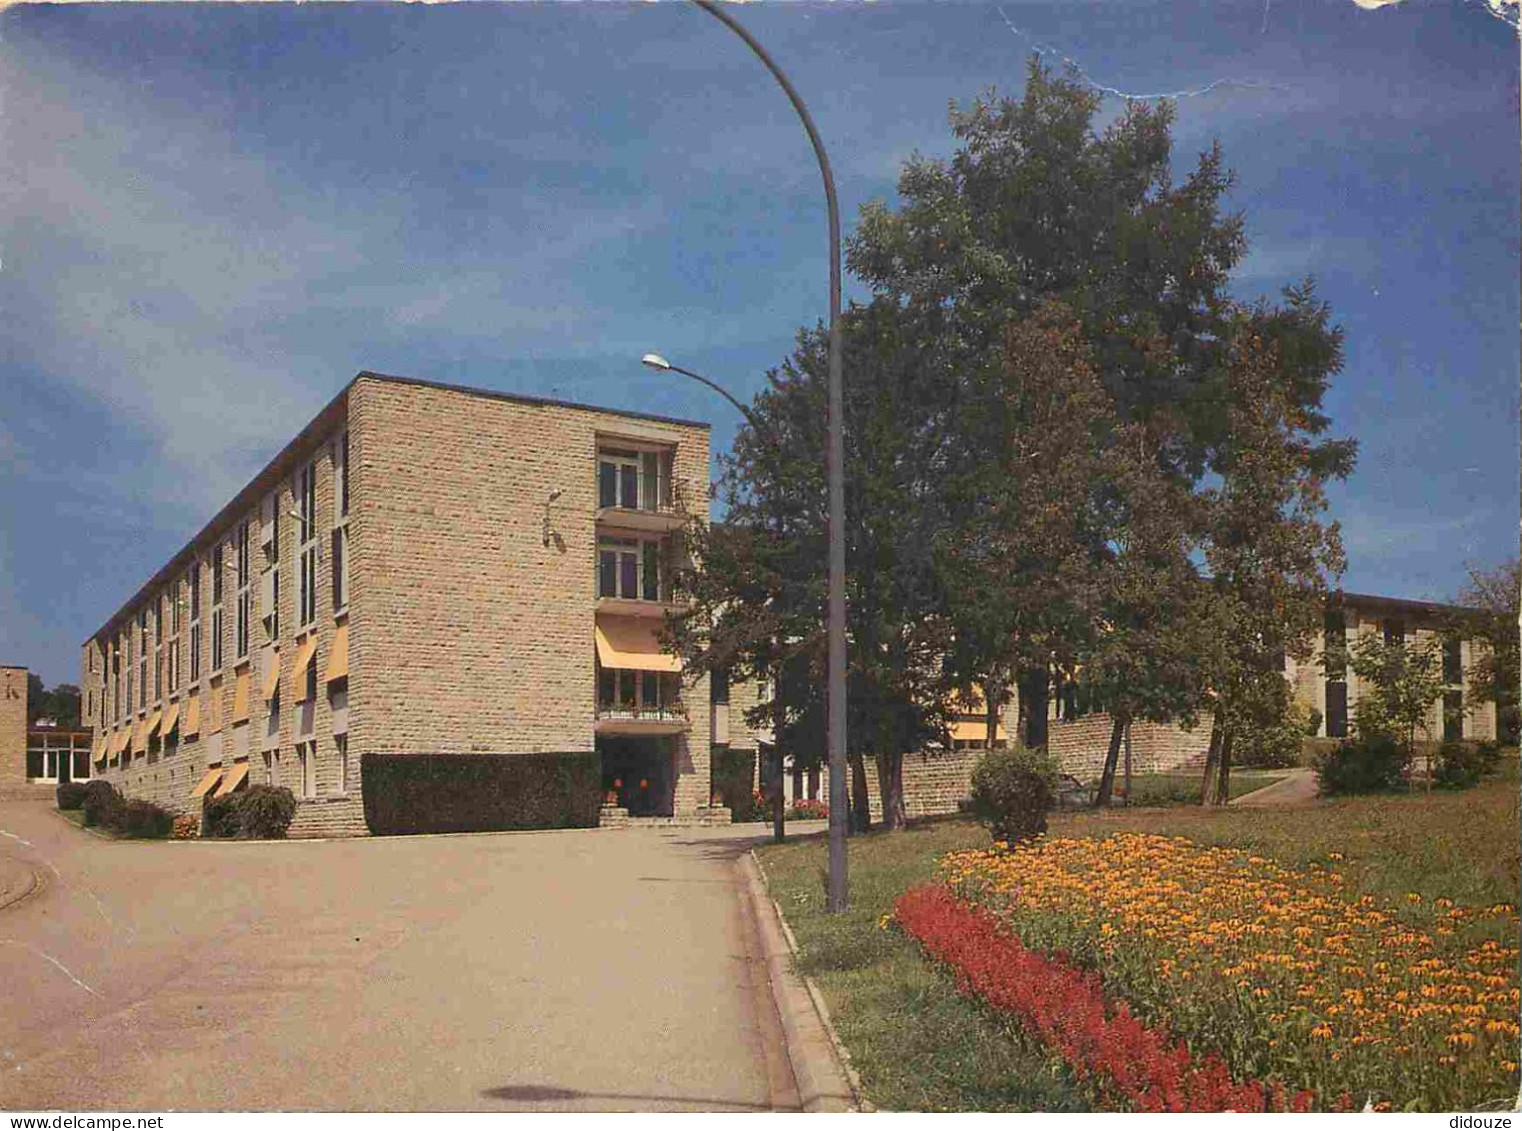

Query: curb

[739,850,861,1113]
[0,858,42,913]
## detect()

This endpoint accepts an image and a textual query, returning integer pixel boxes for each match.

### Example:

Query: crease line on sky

[995,7,1292,102]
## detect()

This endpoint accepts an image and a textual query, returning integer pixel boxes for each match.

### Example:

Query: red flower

[893,885,1314,1113]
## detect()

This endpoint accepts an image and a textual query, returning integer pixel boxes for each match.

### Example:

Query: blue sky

[2,0,1517,687]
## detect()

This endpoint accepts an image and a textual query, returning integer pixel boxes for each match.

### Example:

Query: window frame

[332,432,350,617]
[236,522,251,660]
[596,535,666,602]
[298,461,318,629]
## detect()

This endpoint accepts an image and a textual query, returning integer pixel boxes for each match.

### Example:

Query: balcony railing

[595,702,688,722]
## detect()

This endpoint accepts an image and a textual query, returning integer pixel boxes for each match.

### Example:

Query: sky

[1,0,1518,688]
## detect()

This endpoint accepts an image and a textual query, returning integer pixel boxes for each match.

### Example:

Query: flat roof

[85,370,713,644]
[357,371,712,432]
[1333,590,1479,618]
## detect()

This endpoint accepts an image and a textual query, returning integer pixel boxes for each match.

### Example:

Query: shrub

[172,814,200,839]
[81,780,124,829]
[1475,740,1504,774]
[711,746,759,818]
[1314,734,1409,796]
[789,798,829,820]
[361,752,601,835]
[970,746,1057,845]
[55,781,88,811]
[1236,704,1307,769]
[120,799,174,839]
[202,793,242,838]
[1434,741,1485,790]
[235,785,297,839]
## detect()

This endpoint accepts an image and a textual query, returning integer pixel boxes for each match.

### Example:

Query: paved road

[1229,767,1321,808]
[0,801,799,1112]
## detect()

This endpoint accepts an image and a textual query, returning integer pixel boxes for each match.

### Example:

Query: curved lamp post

[690,0,848,913]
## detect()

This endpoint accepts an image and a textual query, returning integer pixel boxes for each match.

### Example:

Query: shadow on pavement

[481,1083,772,1111]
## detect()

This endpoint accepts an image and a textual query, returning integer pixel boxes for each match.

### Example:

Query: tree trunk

[1202,728,1233,806]
[1198,718,1224,806]
[848,752,871,833]
[1094,713,1128,808]
[772,690,787,843]
[1122,720,1133,803]
[986,693,1001,751]
[1021,668,1050,750]
[875,750,908,831]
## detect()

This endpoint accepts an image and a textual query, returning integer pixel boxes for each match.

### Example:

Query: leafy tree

[1451,558,1520,744]
[1196,315,1352,806]
[667,301,954,832]
[1348,632,1446,789]
[26,676,80,728]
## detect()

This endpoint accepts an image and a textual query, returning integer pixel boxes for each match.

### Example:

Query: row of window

[260,734,349,799]
[94,433,349,731]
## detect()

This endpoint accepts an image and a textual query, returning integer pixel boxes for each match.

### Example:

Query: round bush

[1314,735,1409,796]
[1434,741,1484,790]
[55,781,88,811]
[121,799,174,839]
[234,785,297,839]
[970,747,1058,846]
[201,793,242,838]
[81,780,124,829]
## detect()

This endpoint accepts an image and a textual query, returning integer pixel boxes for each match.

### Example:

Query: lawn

[1106,769,1288,807]
[757,767,1520,1111]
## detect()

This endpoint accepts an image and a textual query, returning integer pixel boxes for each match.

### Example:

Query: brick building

[80,372,759,836]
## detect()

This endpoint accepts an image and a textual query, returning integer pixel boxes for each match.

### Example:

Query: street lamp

[642,352,792,846]
[690,0,848,913]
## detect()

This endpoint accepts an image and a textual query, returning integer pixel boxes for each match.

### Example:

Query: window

[1322,609,1346,679]
[1383,618,1405,647]
[112,641,121,723]
[138,610,148,710]
[236,522,251,659]
[598,448,671,512]
[168,580,181,694]
[1325,680,1348,738]
[298,462,318,628]
[711,667,730,705]
[1443,636,1463,685]
[189,565,202,682]
[1443,690,1464,740]
[125,634,134,718]
[335,734,349,794]
[332,433,350,615]
[299,741,316,798]
[597,536,664,601]
[596,667,672,715]
[153,596,164,702]
[262,492,281,643]
[211,545,226,673]
[264,749,277,787]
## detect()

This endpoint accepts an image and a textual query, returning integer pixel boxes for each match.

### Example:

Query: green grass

[1106,769,1288,807]
[757,766,1520,1111]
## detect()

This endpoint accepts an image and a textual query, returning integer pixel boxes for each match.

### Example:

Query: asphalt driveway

[0,800,797,1111]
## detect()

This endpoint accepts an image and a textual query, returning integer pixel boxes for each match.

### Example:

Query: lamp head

[641,353,672,372]
[547,489,563,503]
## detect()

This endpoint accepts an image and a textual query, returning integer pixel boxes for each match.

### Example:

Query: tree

[1348,632,1446,789]
[1196,312,1353,806]
[1451,558,1520,744]
[667,301,955,832]
[26,676,80,728]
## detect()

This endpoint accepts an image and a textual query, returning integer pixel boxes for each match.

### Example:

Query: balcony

[595,596,687,620]
[594,703,691,736]
[596,502,687,535]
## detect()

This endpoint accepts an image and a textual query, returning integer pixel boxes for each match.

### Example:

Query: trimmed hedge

[970,746,1058,845]
[56,781,88,811]
[121,799,174,839]
[711,745,759,819]
[361,751,602,835]
[81,780,124,829]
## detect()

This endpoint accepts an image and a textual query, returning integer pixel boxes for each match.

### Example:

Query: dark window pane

[619,552,638,599]
[620,465,638,509]
[642,542,659,601]
[641,452,658,511]
[1383,619,1405,646]
[711,667,730,705]
[1444,637,1463,684]
[641,674,659,709]
[1444,690,1464,740]
[1325,681,1348,738]
[618,671,637,707]
[598,463,617,508]
[599,552,617,598]
[26,749,43,778]
[598,668,614,707]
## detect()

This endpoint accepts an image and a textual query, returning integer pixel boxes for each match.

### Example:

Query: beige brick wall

[1048,713,1214,781]
[349,377,713,817]
[814,749,982,822]
[0,666,27,787]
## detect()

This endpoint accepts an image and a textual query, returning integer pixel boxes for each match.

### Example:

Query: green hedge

[361,751,602,836]
[711,745,760,818]
[203,785,297,839]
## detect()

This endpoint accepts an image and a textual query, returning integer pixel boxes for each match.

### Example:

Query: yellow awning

[131,717,148,754]
[117,728,132,756]
[160,700,181,738]
[190,767,223,799]
[92,735,107,763]
[595,617,682,674]
[231,670,251,724]
[213,761,250,797]
[291,634,320,702]
[181,694,201,737]
[207,681,224,734]
[109,729,126,757]
[950,720,1006,744]
[325,621,349,682]
[261,652,282,701]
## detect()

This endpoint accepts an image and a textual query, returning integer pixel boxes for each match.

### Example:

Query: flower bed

[933,833,1520,1110]
[894,884,1313,1111]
